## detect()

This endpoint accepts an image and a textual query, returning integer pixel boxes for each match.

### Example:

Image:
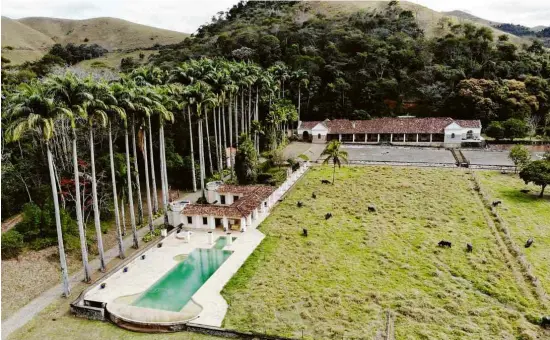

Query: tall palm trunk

[108,122,124,259]
[213,106,221,174]
[198,118,206,199]
[71,131,91,283]
[120,197,127,237]
[187,106,197,192]
[131,114,144,226]
[47,144,70,297]
[332,161,336,185]
[255,87,259,153]
[241,91,245,136]
[89,128,106,272]
[159,124,169,225]
[248,86,252,135]
[235,94,239,147]
[228,97,233,179]
[147,116,158,213]
[125,126,138,249]
[205,108,214,175]
[218,106,224,174]
[298,84,301,125]
[142,129,154,232]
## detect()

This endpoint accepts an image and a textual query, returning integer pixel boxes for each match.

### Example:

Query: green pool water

[132,236,234,312]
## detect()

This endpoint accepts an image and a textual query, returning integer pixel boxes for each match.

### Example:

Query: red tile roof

[299,121,322,130]
[455,120,482,128]
[182,185,275,218]
[299,117,481,134]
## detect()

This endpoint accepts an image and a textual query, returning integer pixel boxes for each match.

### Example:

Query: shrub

[1,230,24,259]
[100,222,110,234]
[298,154,309,161]
[29,238,56,251]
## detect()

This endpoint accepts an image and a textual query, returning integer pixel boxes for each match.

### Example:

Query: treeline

[494,24,535,37]
[149,1,550,134]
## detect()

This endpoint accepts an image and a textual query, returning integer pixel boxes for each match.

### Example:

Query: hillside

[442,10,501,26]
[1,16,188,64]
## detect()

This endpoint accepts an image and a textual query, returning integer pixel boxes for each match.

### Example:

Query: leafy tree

[485,121,505,140]
[235,135,258,184]
[503,118,529,140]
[519,160,550,197]
[321,140,348,184]
[1,230,24,259]
[508,145,531,173]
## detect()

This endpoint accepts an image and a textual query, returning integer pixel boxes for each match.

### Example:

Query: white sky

[2,0,549,33]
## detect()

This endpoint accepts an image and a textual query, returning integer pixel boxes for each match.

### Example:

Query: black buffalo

[438,240,452,248]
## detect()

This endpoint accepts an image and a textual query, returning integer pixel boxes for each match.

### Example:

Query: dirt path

[1,191,199,340]
[1,214,22,233]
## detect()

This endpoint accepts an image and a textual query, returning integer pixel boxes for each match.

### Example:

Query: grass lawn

[7,282,221,340]
[477,171,550,297]
[221,166,548,339]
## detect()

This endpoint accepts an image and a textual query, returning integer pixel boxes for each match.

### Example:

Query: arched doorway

[302,131,310,141]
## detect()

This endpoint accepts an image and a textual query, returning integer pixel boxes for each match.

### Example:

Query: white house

[297,117,482,147]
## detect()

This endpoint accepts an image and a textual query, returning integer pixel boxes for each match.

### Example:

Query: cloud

[2,0,549,32]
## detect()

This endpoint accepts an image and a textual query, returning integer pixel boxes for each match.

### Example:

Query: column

[246,214,252,227]
[208,216,216,229]
[365,134,368,142]
[430,134,432,142]
[403,134,406,143]
[222,217,229,231]
[390,134,393,142]
[352,134,355,143]
[339,134,342,142]
[377,134,380,142]
[416,134,419,142]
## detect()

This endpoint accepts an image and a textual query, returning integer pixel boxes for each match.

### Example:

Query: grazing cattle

[297,201,303,208]
[525,238,534,248]
[520,189,530,194]
[302,228,308,237]
[325,213,333,220]
[321,179,331,184]
[466,243,473,252]
[438,240,452,248]
[492,200,502,207]
[312,192,317,199]
[368,204,377,212]
[541,316,550,328]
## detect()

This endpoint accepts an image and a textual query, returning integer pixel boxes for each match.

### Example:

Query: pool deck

[81,162,310,329]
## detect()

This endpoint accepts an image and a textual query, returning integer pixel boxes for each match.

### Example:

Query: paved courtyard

[342,145,456,164]
[462,150,513,166]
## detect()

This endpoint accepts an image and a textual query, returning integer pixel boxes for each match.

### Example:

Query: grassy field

[7,283,220,340]
[76,50,158,70]
[221,166,548,339]
[477,171,550,298]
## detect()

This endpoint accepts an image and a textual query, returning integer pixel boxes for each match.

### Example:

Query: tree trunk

[205,108,214,175]
[241,91,245,136]
[540,184,546,198]
[159,124,169,225]
[228,97,234,179]
[248,85,252,136]
[187,106,197,192]
[298,84,301,124]
[47,143,71,297]
[125,126,138,249]
[142,130,154,232]
[255,87,259,153]
[71,132,91,283]
[89,128,106,272]
[120,197,126,237]
[332,162,336,185]
[109,122,124,259]
[213,106,221,174]
[198,118,206,199]
[147,116,158,213]
[235,94,239,148]
[131,115,144,226]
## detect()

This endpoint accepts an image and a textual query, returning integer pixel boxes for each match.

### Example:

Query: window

[466,130,474,139]
[451,133,455,138]
[233,195,239,202]
[187,216,192,224]
[318,133,321,139]
[220,195,226,204]
[202,217,208,225]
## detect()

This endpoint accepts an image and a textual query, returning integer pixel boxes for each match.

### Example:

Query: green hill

[1,16,188,65]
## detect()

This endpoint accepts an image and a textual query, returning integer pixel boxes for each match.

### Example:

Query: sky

[2,0,549,33]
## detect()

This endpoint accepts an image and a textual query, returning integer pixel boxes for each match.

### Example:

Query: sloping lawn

[477,171,550,297]
[222,166,547,339]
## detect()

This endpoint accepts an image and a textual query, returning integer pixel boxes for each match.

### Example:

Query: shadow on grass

[497,188,550,204]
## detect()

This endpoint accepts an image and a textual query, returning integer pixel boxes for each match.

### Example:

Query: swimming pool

[132,236,234,312]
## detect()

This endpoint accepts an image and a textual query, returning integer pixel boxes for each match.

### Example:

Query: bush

[28,237,56,251]
[100,222,110,234]
[142,228,164,242]
[1,230,24,259]
[298,154,309,161]
[257,172,275,184]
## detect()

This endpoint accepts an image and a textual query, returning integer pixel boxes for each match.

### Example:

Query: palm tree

[321,140,349,185]
[106,84,126,259]
[6,81,72,296]
[291,69,308,123]
[46,73,92,283]
[111,80,139,248]
[84,80,114,272]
